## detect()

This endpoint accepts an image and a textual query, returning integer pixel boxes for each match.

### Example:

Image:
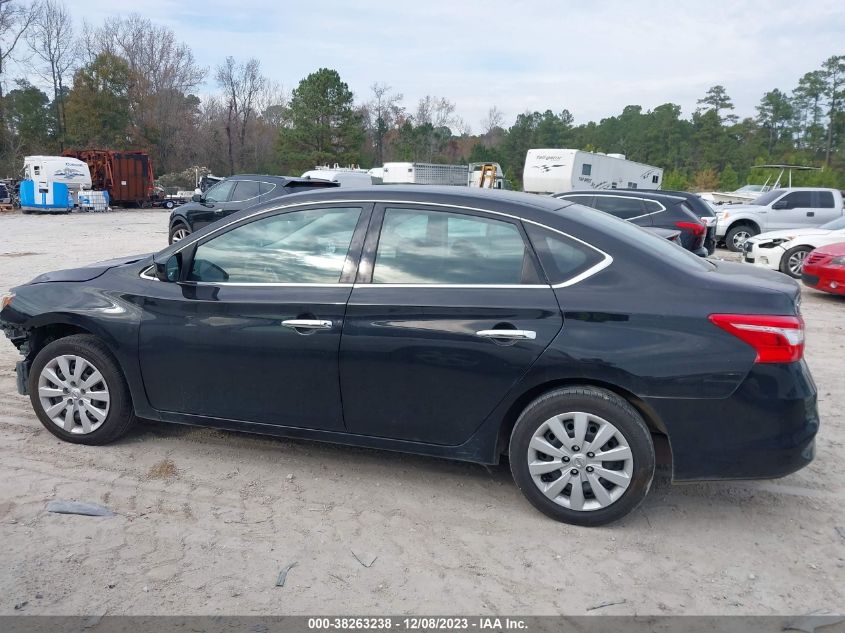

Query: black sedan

[0,187,818,526]
[168,174,339,244]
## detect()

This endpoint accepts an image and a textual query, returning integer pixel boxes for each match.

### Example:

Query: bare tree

[215,56,266,174]
[27,0,76,147]
[0,0,37,96]
[481,106,504,135]
[93,14,207,171]
[368,82,403,164]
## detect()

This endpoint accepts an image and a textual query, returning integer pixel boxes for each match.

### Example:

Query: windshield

[821,216,845,230]
[736,184,766,193]
[750,189,786,205]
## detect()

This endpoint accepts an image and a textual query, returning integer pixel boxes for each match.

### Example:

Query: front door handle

[476,329,536,340]
[282,319,332,330]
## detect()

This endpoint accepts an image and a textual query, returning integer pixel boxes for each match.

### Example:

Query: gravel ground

[0,209,843,616]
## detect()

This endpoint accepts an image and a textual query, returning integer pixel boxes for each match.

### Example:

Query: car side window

[230,180,260,202]
[780,191,812,208]
[592,196,646,219]
[204,180,236,203]
[816,191,835,209]
[188,207,362,284]
[259,181,277,196]
[525,224,605,285]
[643,200,663,214]
[373,207,531,285]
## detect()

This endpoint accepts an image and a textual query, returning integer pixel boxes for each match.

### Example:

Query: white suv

[715,188,844,251]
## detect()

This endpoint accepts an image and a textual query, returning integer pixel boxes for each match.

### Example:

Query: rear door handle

[476,329,536,340]
[282,319,333,330]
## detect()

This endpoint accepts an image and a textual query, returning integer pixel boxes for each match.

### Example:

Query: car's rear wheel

[28,334,136,445]
[726,224,758,252]
[781,245,813,279]
[509,386,655,526]
[169,223,190,244]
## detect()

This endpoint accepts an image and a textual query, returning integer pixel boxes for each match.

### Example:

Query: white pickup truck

[715,187,844,251]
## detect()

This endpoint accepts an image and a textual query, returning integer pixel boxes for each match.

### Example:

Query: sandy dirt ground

[0,209,843,616]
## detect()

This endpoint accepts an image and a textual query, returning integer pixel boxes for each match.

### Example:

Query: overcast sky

[18,0,845,133]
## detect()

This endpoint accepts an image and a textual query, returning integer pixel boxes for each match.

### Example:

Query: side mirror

[155,254,182,282]
[772,200,788,210]
[191,193,203,202]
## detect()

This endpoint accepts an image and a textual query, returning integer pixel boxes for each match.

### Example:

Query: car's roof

[224,174,330,185]
[559,189,686,202]
[263,185,570,213]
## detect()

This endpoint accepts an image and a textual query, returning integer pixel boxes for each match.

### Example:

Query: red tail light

[709,314,804,363]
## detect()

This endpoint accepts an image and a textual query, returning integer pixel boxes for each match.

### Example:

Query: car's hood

[748,228,830,242]
[28,253,152,284]
[715,204,759,214]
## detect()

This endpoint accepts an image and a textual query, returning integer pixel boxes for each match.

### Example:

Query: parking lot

[1,209,843,615]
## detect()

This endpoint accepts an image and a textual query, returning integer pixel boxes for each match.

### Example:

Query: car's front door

[190,179,237,229]
[138,203,372,430]
[768,190,815,230]
[339,204,563,445]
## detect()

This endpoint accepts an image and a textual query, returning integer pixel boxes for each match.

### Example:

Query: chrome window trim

[145,198,614,289]
[228,179,265,204]
[140,266,158,281]
[557,193,666,221]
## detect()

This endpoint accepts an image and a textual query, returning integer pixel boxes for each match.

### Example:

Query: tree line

[1,0,843,191]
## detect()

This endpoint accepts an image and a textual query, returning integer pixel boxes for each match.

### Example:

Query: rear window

[817,191,835,209]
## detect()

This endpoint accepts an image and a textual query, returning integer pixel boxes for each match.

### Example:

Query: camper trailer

[22,156,92,210]
[523,149,663,194]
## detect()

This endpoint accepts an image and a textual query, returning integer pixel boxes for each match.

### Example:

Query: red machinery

[63,149,155,207]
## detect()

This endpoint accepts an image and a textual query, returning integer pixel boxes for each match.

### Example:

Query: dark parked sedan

[168,174,339,243]
[0,187,817,525]
[554,190,710,256]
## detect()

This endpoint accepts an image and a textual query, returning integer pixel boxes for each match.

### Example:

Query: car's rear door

[219,179,262,219]
[138,202,373,430]
[339,203,563,445]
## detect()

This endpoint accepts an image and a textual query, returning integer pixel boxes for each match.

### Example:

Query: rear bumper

[645,361,818,481]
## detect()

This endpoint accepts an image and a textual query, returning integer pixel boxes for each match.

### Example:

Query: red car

[802,242,845,295]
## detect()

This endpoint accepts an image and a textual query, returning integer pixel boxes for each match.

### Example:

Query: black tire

[28,334,136,445]
[725,224,758,252]
[164,200,175,210]
[168,222,190,244]
[780,245,813,279]
[509,386,655,526]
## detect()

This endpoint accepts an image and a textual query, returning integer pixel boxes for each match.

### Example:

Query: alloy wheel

[171,227,190,242]
[527,412,633,511]
[731,230,751,249]
[37,354,110,434]
[787,250,809,276]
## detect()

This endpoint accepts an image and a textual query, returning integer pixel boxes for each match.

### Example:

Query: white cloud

[12,0,845,133]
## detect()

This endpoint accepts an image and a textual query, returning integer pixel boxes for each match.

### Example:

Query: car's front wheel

[509,386,655,526]
[781,245,813,279]
[28,334,136,445]
[169,222,191,244]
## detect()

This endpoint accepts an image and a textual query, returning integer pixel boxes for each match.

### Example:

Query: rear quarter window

[525,224,606,285]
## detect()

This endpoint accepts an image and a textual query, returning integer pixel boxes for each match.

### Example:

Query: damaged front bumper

[1,321,32,395]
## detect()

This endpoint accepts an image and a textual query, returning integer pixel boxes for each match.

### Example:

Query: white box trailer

[523,149,663,194]
[382,162,468,186]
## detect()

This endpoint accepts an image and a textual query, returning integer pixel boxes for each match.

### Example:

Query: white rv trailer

[522,149,663,194]
[23,155,92,204]
[382,162,468,186]
[301,165,373,187]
